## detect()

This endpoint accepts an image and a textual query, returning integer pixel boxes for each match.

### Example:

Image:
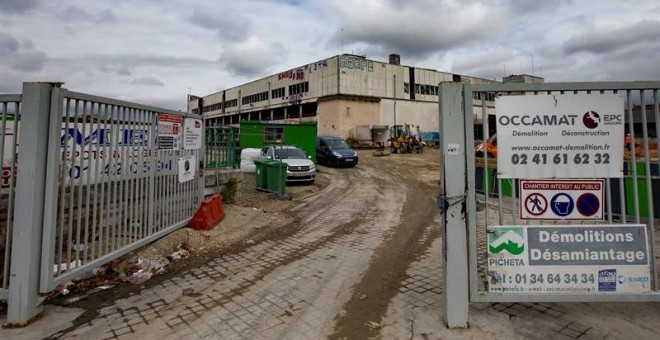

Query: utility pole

[393,74,397,126]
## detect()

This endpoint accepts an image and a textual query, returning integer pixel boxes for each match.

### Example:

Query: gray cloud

[563,20,660,55]
[131,77,165,86]
[0,0,38,14]
[0,33,47,72]
[332,1,510,59]
[63,6,116,24]
[190,6,252,41]
[80,54,220,70]
[117,66,131,76]
[504,0,571,14]
[0,33,20,54]
[11,50,47,72]
[221,39,287,77]
[147,97,188,112]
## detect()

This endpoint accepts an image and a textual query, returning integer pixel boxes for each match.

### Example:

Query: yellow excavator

[389,124,415,153]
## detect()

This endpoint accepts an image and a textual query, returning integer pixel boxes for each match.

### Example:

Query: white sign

[447,143,460,155]
[184,118,203,150]
[158,114,182,150]
[178,155,196,183]
[519,179,604,221]
[496,94,624,178]
[488,225,651,294]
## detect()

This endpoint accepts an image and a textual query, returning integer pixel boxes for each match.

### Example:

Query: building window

[404,82,410,94]
[271,87,285,98]
[288,81,309,96]
[264,127,284,143]
[414,84,420,94]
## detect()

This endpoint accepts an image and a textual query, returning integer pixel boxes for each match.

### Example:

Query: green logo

[489,228,525,255]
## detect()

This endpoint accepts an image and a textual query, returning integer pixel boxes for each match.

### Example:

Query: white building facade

[190,54,503,140]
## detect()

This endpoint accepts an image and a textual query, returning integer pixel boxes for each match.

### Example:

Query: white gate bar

[640,90,657,290]
[439,82,469,328]
[8,82,58,325]
[0,95,21,299]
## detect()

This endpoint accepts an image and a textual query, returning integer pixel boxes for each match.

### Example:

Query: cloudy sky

[2,0,660,110]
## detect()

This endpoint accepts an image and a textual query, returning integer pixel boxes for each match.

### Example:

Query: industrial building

[189,54,538,142]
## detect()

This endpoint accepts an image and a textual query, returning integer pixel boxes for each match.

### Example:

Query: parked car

[316,136,358,167]
[260,145,316,184]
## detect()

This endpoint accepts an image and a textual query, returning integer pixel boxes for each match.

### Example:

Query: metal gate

[440,81,660,327]
[3,82,203,325]
[0,95,20,301]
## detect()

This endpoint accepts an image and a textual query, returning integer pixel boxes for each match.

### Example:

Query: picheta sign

[495,94,624,179]
[487,225,651,295]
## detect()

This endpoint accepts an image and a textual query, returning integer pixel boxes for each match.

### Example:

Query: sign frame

[519,179,605,221]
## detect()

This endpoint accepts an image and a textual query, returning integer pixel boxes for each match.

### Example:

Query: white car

[260,145,316,184]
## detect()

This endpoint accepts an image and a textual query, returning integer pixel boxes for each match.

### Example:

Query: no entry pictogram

[524,193,547,216]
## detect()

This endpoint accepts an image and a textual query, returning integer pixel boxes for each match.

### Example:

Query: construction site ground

[2,149,660,339]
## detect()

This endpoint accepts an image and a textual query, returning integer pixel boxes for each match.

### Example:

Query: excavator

[389,124,421,153]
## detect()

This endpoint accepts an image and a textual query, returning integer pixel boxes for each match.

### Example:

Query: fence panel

[466,82,660,302]
[39,89,203,291]
[0,95,20,300]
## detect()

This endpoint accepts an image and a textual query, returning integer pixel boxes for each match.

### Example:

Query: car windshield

[274,148,307,159]
[326,140,350,149]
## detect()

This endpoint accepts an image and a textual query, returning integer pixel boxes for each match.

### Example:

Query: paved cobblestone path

[45,153,443,339]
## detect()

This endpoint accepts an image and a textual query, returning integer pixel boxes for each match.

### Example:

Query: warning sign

[519,179,604,221]
[183,118,203,150]
[158,114,182,150]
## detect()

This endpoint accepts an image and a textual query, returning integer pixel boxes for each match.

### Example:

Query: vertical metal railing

[0,95,20,300]
[40,89,203,291]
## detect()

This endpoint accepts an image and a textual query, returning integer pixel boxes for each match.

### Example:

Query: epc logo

[603,114,623,125]
[582,111,601,129]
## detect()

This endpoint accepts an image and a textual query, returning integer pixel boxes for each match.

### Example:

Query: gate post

[7,82,57,325]
[439,82,469,328]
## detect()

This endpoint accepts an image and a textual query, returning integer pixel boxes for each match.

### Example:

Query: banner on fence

[487,225,651,294]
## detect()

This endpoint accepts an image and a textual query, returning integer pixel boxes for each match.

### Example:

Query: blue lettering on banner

[61,127,151,147]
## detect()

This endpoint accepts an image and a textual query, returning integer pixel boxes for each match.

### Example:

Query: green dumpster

[265,160,287,194]
[254,159,268,190]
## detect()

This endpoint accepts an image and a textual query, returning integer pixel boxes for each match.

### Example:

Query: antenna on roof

[341,27,344,54]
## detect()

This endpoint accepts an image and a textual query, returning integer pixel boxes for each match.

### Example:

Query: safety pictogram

[524,193,547,216]
[576,193,600,217]
[550,193,574,217]
[519,179,604,221]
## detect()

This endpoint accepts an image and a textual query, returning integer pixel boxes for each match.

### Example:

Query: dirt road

[33,149,443,339]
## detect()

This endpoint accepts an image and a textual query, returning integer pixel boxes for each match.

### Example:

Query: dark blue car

[316,136,358,167]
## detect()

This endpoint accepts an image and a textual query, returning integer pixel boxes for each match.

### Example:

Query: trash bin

[254,159,268,190]
[265,160,287,194]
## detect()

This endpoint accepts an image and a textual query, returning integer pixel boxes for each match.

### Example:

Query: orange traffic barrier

[189,194,225,230]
